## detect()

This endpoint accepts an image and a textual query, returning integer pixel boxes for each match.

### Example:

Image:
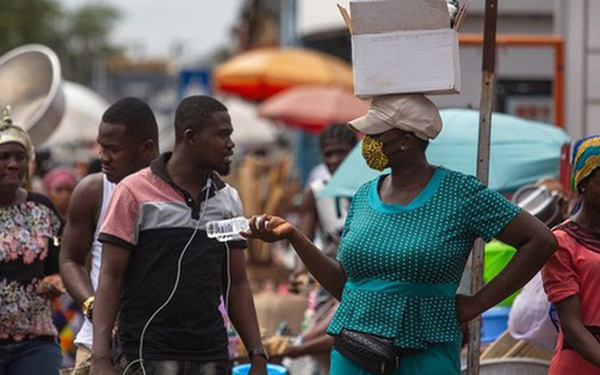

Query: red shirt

[543,225,600,374]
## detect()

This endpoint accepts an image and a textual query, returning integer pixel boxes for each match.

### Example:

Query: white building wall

[467,0,554,15]
[434,15,555,109]
[299,1,558,119]
[298,0,556,36]
[297,1,600,137]
[564,0,600,138]
[433,46,555,109]
[563,0,584,139]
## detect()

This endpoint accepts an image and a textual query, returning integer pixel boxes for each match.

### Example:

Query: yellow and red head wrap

[572,135,600,192]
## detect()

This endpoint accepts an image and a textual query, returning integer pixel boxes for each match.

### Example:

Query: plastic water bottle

[206,217,249,242]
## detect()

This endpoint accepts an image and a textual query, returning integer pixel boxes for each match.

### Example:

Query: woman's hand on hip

[241,215,294,242]
[456,293,484,323]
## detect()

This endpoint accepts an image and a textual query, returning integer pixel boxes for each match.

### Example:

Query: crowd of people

[1,92,599,375]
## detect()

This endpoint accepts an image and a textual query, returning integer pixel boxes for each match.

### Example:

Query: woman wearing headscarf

[42,167,81,367]
[243,94,557,374]
[0,111,64,374]
[43,167,80,220]
[542,135,600,374]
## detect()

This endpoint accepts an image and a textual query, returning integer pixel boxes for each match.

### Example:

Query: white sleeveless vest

[74,175,116,349]
[309,178,351,249]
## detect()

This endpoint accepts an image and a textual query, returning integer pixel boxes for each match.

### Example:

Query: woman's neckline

[565,220,600,237]
[369,167,445,214]
[0,187,27,207]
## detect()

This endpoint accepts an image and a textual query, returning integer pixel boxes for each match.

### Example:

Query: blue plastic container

[232,364,288,375]
[481,306,511,343]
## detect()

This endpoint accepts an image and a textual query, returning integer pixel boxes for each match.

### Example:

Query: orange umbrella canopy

[258,86,370,133]
[213,48,354,101]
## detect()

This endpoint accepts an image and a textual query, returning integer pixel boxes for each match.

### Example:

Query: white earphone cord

[122,176,232,375]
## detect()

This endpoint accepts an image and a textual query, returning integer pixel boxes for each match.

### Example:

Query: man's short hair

[174,96,228,143]
[102,97,158,143]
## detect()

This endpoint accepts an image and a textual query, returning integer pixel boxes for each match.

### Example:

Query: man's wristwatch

[82,295,95,321]
[248,347,269,361]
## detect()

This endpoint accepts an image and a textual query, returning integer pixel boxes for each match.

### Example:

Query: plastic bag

[508,272,558,351]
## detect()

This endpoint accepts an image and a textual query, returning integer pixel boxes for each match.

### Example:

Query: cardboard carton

[339,0,461,98]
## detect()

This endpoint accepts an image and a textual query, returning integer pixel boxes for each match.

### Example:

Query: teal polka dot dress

[327,167,520,373]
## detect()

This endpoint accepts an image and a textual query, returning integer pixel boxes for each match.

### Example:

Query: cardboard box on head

[338,0,462,98]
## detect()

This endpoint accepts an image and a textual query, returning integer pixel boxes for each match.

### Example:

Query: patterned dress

[0,193,62,341]
[328,167,520,374]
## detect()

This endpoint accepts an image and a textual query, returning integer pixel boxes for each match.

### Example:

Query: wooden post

[467,0,498,374]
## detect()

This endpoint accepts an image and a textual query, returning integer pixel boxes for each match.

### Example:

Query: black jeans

[115,353,228,375]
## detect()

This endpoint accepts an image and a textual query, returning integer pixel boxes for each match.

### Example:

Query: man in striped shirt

[91,96,267,375]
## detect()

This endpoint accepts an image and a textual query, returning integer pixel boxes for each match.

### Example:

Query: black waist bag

[333,328,422,375]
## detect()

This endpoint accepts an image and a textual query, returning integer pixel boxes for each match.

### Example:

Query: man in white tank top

[59,98,159,374]
[297,124,357,262]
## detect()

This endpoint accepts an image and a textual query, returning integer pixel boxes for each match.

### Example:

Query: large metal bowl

[462,358,550,375]
[0,44,65,146]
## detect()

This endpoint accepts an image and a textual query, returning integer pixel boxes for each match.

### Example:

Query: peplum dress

[327,167,520,374]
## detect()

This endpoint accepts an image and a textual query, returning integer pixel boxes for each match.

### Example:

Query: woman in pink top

[543,135,600,374]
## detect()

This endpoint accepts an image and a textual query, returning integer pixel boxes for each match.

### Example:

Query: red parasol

[258,86,370,133]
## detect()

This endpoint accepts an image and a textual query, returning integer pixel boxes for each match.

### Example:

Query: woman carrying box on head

[243,94,557,375]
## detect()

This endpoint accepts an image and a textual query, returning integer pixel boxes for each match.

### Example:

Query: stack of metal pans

[0,44,65,146]
[511,184,562,227]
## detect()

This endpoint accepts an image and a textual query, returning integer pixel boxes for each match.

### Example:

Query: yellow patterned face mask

[361,135,389,171]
